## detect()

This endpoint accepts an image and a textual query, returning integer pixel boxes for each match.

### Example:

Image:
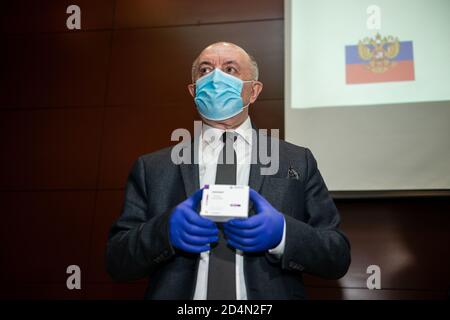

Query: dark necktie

[207,132,237,300]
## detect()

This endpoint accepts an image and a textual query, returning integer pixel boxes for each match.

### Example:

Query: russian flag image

[345,41,415,85]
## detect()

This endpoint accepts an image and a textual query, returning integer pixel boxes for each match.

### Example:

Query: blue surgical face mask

[194,68,252,121]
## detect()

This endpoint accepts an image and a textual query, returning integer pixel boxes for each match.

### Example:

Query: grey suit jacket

[106,133,351,299]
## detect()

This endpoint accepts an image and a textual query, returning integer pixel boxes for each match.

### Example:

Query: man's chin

[200,113,248,130]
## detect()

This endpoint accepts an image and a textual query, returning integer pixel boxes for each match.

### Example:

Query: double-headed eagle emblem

[358,33,400,73]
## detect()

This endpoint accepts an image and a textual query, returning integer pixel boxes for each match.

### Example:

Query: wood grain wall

[0,0,448,299]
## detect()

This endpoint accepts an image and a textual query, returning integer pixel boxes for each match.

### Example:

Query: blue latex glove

[224,188,285,252]
[169,188,218,253]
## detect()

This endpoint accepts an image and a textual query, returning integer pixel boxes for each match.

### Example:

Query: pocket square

[287,166,300,180]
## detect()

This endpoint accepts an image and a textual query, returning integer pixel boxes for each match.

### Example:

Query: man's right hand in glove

[169,188,218,253]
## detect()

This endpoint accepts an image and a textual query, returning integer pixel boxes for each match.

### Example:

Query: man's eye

[200,67,212,75]
[225,66,237,74]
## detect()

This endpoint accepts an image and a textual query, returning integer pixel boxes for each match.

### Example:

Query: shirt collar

[234,116,252,145]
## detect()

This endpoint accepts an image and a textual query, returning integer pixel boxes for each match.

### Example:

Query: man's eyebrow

[198,61,214,67]
[223,60,240,66]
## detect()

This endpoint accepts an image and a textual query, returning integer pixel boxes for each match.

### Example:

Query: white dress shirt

[193,116,286,300]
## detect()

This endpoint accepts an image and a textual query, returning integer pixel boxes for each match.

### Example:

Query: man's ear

[188,83,195,98]
[249,81,263,104]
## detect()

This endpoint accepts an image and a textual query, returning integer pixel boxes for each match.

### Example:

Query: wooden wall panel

[0,108,103,190]
[0,191,96,285]
[1,0,115,33]
[304,198,450,298]
[115,0,283,28]
[85,283,148,300]
[0,32,111,109]
[88,190,124,283]
[0,284,86,300]
[337,198,450,291]
[250,100,285,137]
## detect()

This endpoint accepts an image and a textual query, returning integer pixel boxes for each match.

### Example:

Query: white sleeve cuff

[268,217,286,257]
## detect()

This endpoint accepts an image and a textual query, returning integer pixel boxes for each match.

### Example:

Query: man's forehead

[197,44,248,65]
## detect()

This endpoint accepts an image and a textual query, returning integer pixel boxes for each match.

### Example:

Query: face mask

[194,68,252,121]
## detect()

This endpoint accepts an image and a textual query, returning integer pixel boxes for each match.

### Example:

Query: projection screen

[285,0,450,191]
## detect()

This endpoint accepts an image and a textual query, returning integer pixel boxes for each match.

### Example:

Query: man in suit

[106,42,351,300]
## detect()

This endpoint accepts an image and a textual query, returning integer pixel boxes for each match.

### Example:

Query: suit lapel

[179,138,200,198]
[248,129,265,194]
[180,162,199,197]
[248,126,266,214]
[249,122,267,192]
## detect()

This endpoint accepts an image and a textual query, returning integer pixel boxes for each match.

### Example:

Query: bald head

[191,42,259,82]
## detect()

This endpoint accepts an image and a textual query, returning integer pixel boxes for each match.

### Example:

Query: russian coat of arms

[358,33,400,73]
